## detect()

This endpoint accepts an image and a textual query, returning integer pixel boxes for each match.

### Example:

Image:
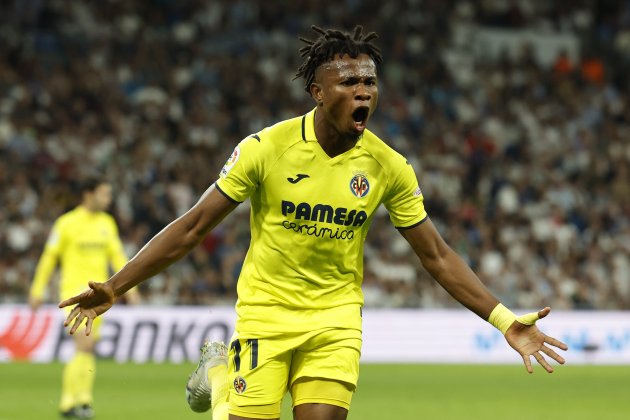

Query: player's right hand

[59,281,115,336]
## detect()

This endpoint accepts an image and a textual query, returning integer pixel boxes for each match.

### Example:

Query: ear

[310,83,323,105]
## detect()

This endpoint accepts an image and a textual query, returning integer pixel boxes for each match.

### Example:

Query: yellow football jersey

[216,108,427,336]
[30,206,128,301]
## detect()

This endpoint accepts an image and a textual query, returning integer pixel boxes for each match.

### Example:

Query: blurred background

[0,0,629,311]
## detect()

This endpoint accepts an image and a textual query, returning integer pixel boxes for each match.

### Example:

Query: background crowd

[1,0,629,310]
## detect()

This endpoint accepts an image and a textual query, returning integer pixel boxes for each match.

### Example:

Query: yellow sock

[60,356,81,411]
[208,364,229,420]
[75,352,96,406]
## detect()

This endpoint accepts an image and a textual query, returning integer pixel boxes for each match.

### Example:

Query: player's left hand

[504,307,568,373]
[59,281,115,336]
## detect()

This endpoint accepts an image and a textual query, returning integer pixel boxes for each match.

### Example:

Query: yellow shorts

[62,306,103,339]
[227,327,362,419]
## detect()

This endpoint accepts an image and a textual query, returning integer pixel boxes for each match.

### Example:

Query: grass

[0,362,629,419]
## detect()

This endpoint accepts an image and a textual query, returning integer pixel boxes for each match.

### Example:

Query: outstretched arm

[399,218,568,373]
[29,250,57,311]
[59,183,238,334]
[30,220,64,311]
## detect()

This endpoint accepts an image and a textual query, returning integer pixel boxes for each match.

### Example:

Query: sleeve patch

[220,145,241,179]
[47,229,60,246]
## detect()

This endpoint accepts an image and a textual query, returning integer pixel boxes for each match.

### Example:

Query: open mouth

[352,106,369,123]
[351,106,369,132]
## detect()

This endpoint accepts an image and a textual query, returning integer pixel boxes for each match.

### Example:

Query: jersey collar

[301,107,365,149]
[77,205,100,216]
[301,108,317,142]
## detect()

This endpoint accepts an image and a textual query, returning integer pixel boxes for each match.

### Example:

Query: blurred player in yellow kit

[30,177,138,419]
[60,27,568,420]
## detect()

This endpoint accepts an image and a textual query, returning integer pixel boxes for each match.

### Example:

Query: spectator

[0,0,628,310]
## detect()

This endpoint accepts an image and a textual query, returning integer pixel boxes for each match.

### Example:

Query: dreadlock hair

[294,25,382,93]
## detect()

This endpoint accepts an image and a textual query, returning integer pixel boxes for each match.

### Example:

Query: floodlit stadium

[1,1,629,419]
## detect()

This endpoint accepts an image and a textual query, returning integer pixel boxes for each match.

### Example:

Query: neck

[81,203,97,213]
[313,110,360,158]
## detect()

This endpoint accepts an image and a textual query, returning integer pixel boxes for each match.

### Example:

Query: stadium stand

[1,0,628,309]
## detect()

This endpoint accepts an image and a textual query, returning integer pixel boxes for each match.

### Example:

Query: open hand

[505,307,568,373]
[58,281,115,336]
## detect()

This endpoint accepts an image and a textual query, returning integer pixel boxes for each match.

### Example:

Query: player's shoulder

[55,207,82,226]
[93,211,118,230]
[261,114,304,141]
[361,129,409,171]
[245,114,304,148]
[97,211,117,222]
[50,208,84,236]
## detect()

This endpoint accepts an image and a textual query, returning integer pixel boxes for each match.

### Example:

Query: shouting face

[310,53,378,140]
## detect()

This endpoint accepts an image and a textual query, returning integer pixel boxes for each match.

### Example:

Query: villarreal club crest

[350,173,370,198]
[233,376,247,394]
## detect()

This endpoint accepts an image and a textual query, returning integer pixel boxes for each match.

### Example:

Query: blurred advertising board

[1,305,628,364]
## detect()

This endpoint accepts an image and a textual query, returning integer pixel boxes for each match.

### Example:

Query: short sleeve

[215,136,264,202]
[44,219,64,256]
[383,162,428,229]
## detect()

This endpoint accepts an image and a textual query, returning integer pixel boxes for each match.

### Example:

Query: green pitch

[1,362,628,419]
